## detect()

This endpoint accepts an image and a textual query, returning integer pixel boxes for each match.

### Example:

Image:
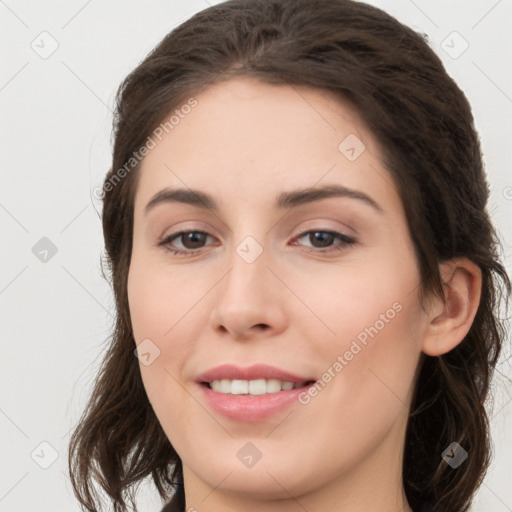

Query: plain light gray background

[1,1,511,511]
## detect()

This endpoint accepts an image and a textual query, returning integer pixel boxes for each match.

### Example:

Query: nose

[209,237,287,342]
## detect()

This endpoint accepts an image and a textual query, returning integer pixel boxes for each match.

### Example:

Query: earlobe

[422,258,482,357]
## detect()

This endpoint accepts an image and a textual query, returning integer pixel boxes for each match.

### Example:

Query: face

[127,77,429,506]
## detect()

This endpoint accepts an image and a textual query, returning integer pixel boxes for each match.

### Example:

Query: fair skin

[127,77,481,512]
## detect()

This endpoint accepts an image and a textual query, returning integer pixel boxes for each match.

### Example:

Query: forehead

[134,76,402,217]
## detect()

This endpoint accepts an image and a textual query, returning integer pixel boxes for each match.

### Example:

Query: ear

[422,258,482,356]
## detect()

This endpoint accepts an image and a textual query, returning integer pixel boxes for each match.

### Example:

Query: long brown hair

[68,1,511,511]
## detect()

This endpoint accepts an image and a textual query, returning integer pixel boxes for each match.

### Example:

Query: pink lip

[196,363,313,384]
[196,364,316,422]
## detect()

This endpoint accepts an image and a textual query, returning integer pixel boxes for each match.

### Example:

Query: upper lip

[196,364,315,384]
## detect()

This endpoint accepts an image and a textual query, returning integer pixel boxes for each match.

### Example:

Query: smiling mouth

[201,378,316,396]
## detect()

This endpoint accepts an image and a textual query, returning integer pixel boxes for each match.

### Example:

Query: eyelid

[291,228,356,250]
[158,229,215,249]
[158,220,214,240]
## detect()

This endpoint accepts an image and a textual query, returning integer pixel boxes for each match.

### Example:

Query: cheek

[127,255,210,406]
[295,249,423,411]
[290,252,420,349]
[127,258,183,389]
[127,255,187,342]
[127,262,195,442]
[128,273,166,341]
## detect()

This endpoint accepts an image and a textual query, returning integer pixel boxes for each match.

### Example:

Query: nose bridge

[209,229,286,338]
[234,233,266,267]
[222,210,270,284]
[224,233,269,297]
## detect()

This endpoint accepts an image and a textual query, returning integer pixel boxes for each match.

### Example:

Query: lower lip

[199,383,312,422]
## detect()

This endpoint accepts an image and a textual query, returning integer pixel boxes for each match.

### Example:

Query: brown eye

[293,229,356,253]
[178,232,209,249]
[307,231,336,248]
[160,231,214,255]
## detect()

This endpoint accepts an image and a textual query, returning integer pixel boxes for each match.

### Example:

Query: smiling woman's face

[127,77,430,509]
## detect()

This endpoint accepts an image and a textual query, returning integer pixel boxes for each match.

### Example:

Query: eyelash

[158,229,356,257]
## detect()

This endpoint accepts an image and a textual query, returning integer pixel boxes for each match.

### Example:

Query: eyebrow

[144,184,383,215]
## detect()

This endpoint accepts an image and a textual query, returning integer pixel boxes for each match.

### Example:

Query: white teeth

[266,379,281,393]
[209,379,298,395]
[248,379,266,395]
[219,379,231,393]
[231,380,248,395]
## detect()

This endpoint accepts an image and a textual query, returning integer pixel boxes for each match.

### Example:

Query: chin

[184,453,320,501]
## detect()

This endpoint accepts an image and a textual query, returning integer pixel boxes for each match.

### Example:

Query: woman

[68,1,511,511]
